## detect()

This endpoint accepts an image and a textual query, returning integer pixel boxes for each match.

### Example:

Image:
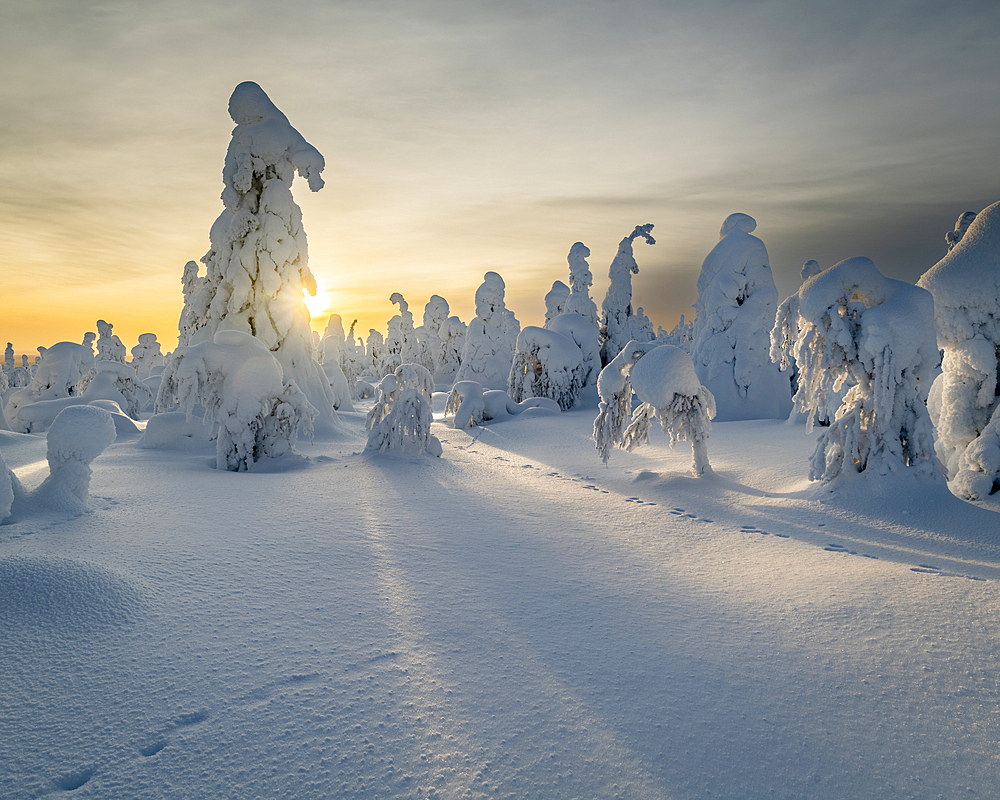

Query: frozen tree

[177,260,204,346]
[365,363,441,456]
[564,242,600,326]
[918,201,1000,499]
[656,315,694,352]
[0,370,8,431]
[689,213,791,421]
[508,326,587,410]
[3,342,95,432]
[318,314,346,368]
[176,81,338,434]
[801,259,823,280]
[4,343,13,372]
[131,333,164,379]
[417,295,450,380]
[600,224,656,366]
[82,331,96,353]
[156,330,316,472]
[945,211,977,252]
[437,316,466,383]
[544,281,570,324]
[384,293,423,376]
[772,256,940,485]
[32,405,117,513]
[95,320,126,363]
[594,340,655,462]
[364,329,387,379]
[547,313,601,388]
[455,272,520,390]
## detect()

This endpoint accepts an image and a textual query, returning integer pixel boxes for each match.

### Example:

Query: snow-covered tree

[801,259,823,280]
[156,330,315,472]
[772,256,940,485]
[176,81,338,434]
[95,320,126,363]
[131,333,164,379]
[437,315,466,383]
[4,343,13,372]
[544,281,570,324]
[365,363,441,456]
[918,201,1000,499]
[945,211,977,252]
[564,242,600,327]
[455,272,520,390]
[594,340,655,462]
[417,295,450,380]
[3,342,95,432]
[383,293,423,376]
[547,313,601,388]
[689,213,791,421]
[600,224,656,366]
[364,329,387,379]
[177,260,204,346]
[656,315,694,352]
[508,326,587,411]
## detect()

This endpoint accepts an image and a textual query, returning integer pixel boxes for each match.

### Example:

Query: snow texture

[156,330,316,471]
[689,213,792,421]
[918,200,1000,499]
[774,256,941,485]
[600,224,656,366]
[547,312,602,388]
[454,272,519,390]
[95,319,126,363]
[177,82,338,435]
[508,326,587,411]
[365,363,441,456]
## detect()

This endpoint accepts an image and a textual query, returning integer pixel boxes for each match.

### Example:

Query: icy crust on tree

[445,381,560,429]
[156,330,316,472]
[508,326,587,411]
[689,213,791,421]
[600,225,656,366]
[454,272,519,390]
[179,82,338,435]
[365,364,441,456]
[773,256,941,485]
[594,342,715,475]
[917,201,1000,499]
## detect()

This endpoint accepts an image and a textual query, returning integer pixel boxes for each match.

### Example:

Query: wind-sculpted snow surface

[918,201,1000,499]
[178,82,338,434]
[689,213,791,421]
[156,330,315,471]
[508,326,587,411]
[774,256,940,485]
[365,364,441,456]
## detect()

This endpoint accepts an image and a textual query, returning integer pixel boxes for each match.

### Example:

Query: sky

[2,0,999,360]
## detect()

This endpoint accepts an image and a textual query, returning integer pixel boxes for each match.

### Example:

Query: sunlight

[302,287,329,320]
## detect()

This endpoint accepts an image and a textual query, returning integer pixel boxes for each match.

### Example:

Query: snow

[454,272,519,390]
[3,399,1000,799]
[508,325,587,411]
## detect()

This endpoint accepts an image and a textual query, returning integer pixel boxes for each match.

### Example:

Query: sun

[302,288,329,320]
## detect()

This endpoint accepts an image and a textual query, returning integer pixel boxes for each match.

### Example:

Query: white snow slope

[2,403,1000,799]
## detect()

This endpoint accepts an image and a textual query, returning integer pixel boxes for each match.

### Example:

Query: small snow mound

[0,556,144,630]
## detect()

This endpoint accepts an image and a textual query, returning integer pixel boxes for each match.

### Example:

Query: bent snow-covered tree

[365,363,441,456]
[600,224,656,366]
[176,81,339,435]
[918,200,1000,499]
[595,342,716,475]
[689,213,791,421]
[772,256,940,485]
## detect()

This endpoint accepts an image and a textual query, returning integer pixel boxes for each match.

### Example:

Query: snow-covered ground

[3,404,1000,799]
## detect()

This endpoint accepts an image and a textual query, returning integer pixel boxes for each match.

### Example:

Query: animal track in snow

[910,564,986,581]
[52,767,93,791]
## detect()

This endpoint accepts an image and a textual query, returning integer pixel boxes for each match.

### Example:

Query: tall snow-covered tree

[600,224,656,366]
[918,201,1000,499]
[176,81,338,434]
[564,242,600,326]
[689,213,791,421]
[455,272,520,390]
[772,256,940,486]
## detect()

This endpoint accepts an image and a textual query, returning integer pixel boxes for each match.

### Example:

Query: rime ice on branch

[689,213,791,421]
[600,225,656,366]
[772,256,940,485]
[918,201,1000,499]
[177,81,338,434]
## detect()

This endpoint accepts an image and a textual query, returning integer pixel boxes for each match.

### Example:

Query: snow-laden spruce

[156,330,315,472]
[689,213,791,421]
[595,342,716,475]
[600,225,656,366]
[544,281,570,324]
[508,326,587,411]
[130,333,164,380]
[564,242,600,327]
[175,81,338,435]
[454,272,520,390]
[918,201,1000,499]
[383,293,424,377]
[773,256,940,485]
[3,342,94,433]
[365,363,441,456]
[95,320,126,363]
[415,295,450,381]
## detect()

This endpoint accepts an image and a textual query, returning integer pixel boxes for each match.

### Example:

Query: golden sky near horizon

[3,0,999,361]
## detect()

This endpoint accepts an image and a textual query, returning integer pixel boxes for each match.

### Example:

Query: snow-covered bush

[455,272,520,390]
[772,256,940,485]
[544,281,570,324]
[689,213,791,421]
[176,81,338,435]
[945,211,977,252]
[445,381,560,429]
[156,330,316,471]
[918,201,1000,499]
[508,326,587,411]
[32,405,117,514]
[600,224,656,366]
[365,363,441,456]
[4,342,95,433]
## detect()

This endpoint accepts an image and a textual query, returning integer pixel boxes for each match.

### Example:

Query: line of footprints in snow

[485,453,988,583]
